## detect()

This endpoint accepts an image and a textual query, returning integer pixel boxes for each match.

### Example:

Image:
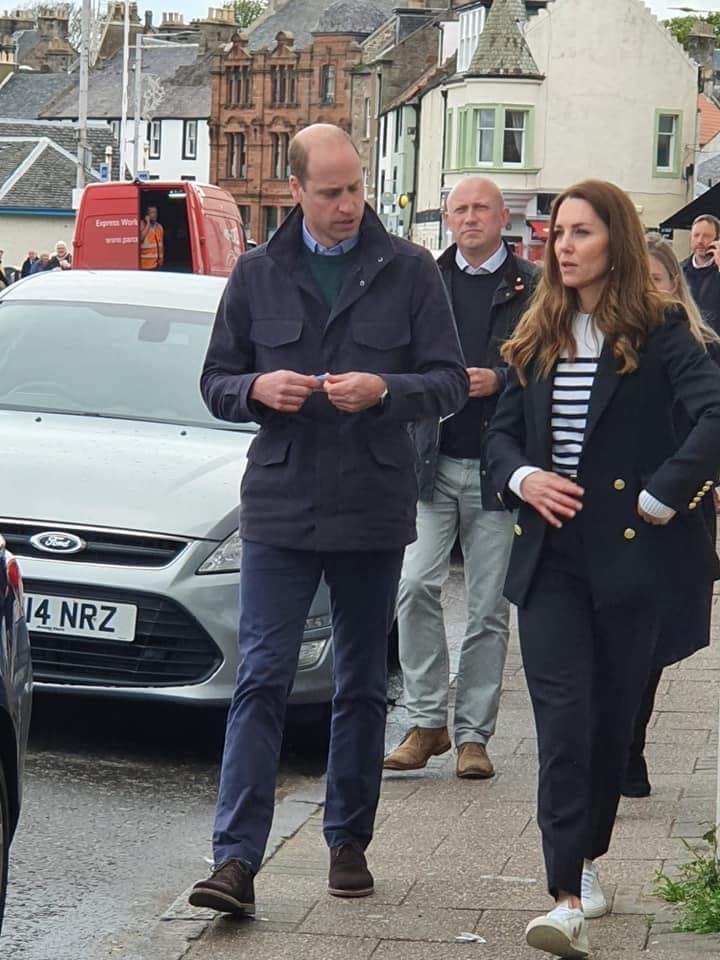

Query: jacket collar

[438,241,532,303]
[267,203,396,269]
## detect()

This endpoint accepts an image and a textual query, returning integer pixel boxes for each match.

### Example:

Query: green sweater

[302,245,358,308]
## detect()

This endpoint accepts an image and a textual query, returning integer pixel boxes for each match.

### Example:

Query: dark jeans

[518,524,658,897]
[212,540,403,872]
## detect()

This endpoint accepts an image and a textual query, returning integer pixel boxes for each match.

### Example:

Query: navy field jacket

[201,205,469,551]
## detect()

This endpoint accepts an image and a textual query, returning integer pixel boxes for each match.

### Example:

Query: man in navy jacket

[189,124,468,914]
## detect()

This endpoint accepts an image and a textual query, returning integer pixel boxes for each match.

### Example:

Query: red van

[73,180,246,275]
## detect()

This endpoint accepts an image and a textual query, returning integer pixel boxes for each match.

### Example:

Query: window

[453,106,531,170]
[458,5,487,72]
[381,115,388,157]
[264,205,278,241]
[655,112,680,175]
[503,109,527,166]
[183,120,197,160]
[394,109,402,152]
[270,132,290,178]
[226,132,246,178]
[364,96,371,139]
[321,64,335,104]
[282,133,290,177]
[147,119,161,159]
[225,66,252,106]
[238,205,251,232]
[271,65,296,105]
[476,108,495,164]
[241,66,252,105]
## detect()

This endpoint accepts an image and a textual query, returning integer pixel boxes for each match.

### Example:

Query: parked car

[0,270,333,705]
[0,536,32,932]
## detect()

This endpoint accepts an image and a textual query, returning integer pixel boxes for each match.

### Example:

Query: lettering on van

[105,236,138,245]
[95,217,139,228]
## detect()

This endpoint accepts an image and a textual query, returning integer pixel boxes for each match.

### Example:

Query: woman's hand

[520,471,584,528]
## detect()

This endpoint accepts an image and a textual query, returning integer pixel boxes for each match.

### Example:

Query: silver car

[0,271,333,705]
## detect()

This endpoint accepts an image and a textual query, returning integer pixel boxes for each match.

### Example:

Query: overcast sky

[149,0,717,27]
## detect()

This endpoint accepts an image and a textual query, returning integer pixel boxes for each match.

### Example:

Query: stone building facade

[209,0,394,242]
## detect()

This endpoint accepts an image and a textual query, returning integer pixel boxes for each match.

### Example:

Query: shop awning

[660,183,720,231]
[527,219,550,240]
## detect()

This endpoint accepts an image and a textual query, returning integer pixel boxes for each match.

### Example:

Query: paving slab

[183,586,720,960]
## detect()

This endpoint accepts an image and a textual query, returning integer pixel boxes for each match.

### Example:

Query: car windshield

[0,299,253,431]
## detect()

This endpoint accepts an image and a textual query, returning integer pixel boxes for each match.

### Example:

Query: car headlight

[197,531,242,574]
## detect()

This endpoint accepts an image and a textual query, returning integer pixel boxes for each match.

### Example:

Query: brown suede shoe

[383,725,452,771]
[188,859,255,915]
[456,742,495,779]
[328,843,374,898]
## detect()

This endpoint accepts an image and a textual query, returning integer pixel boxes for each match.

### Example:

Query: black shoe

[328,843,374,898]
[188,859,256,915]
[622,753,651,798]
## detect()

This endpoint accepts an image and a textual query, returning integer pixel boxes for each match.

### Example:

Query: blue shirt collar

[302,218,359,256]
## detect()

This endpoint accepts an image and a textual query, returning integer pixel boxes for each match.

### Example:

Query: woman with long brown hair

[486,181,720,959]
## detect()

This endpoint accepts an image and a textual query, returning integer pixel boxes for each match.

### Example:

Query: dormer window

[458,5,487,72]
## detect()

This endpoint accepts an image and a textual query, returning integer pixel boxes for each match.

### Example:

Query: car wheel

[0,760,9,933]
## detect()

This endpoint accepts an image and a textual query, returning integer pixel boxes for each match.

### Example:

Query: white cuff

[638,489,676,521]
[509,466,542,501]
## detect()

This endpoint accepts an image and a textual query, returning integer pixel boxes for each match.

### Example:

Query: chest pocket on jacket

[247,432,291,466]
[352,320,411,350]
[250,318,303,347]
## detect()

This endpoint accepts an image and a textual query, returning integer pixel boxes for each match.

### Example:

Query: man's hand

[323,372,387,413]
[250,370,320,412]
[710,241,720,270]
[467,367,499,398]
[520,470,584,528]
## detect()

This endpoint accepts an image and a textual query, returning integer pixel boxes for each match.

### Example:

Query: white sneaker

[582,859,608,918]
[525,903,590,958]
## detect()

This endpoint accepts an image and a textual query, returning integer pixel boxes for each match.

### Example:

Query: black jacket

[486,312,720,609]
[414,243,539,506]
[201,205,469,551]
[682,256,720,333]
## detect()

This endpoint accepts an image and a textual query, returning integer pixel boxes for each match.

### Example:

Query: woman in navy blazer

[486,181,720,960]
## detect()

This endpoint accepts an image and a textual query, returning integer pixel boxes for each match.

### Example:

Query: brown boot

[456,742,495,779]
[383,725,451,771]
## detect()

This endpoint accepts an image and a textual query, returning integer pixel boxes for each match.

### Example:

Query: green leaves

[655,828,720,934]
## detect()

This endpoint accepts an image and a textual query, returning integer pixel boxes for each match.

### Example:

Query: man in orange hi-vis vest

[140,206,165,270]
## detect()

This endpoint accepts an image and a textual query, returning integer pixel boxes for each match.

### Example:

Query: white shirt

[455,243,507,275]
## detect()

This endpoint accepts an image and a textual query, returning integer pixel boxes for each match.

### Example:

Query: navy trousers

[212,540,404,873]
[518,524,659,898]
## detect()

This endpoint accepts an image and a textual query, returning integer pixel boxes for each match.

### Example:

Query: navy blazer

[486,312,720,609]
[201,205,469,551]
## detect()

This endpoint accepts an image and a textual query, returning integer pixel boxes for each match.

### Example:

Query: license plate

[24,593,137,643]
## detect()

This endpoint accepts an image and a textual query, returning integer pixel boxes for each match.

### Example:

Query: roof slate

[314,0,389,37]
[0,120,119,210]
[467,0,543,78]
[248,0,396,50]
[43,44,210,120]
[0,72,75,120]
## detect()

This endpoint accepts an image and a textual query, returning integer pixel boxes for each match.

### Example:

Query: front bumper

[17,539,334,706]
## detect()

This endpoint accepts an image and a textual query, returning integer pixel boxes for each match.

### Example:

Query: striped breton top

[551,313,604,478]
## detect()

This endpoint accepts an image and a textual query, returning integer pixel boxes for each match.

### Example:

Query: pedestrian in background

[189,123,468,917]
[486,180,720,959]
[621,234,720,799]
[31,253,49,274]
[47,241,71,270]
[20,250,38,278]
[384,176,538,780]
[682,214,720,332]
